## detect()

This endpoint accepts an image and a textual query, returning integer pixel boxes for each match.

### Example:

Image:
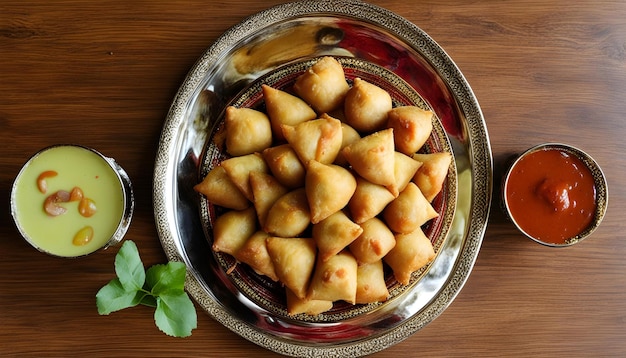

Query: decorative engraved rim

[153,1,492,356]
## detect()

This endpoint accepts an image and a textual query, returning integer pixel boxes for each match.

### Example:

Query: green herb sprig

[96,240,197,337]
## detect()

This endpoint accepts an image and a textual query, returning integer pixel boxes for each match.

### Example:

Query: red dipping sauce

[504,146,597,245]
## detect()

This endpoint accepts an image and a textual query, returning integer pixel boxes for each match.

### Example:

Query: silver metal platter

[153,1,492,356]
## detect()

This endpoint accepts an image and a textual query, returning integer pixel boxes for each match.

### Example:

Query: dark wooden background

[1,1,625,356]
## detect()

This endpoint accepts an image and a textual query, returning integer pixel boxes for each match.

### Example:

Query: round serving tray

[153,1,492,356]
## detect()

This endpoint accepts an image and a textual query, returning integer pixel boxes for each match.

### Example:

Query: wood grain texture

[1,1,625,357]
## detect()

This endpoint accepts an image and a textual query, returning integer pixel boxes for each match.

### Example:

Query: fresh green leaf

[140,294,158,308]
[145,261,186,295]
[96,278,143,315]
[154,291,197,338]
[96,240,197,337]
[114,240,146,291]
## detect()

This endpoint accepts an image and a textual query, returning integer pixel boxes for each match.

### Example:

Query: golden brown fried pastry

[264,188,311,237]
[234,230,278,281]
[348,176,396,224]
[307,250,358,304]
[342,128,395,188]
[262,144,306,189]
[285,288,333,316]
[383,182,439,234]
[293,56,350,113]
[202,56,450,316]
[225,106,273,156]
[266,237,316,299]
[390,151,423,197]
[349,217,396,264]
[355,260,389,304]
[387,106,434,156]
[249,171,288,227]
[193,165,249,210]
[312,211,363,262]
[212,207,257,256]
[344,78,392,132]
[282,114,343,166]
[221,152,269,201]
[262,84,317,141]
[384,227,435,285]
[305,160,356,224]
[412,152,452,202]
[333,122,361,166]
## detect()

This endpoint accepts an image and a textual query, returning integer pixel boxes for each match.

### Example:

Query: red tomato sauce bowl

[502,143,608,247]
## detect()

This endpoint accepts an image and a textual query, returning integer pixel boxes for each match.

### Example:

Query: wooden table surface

[2,1,625,357]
